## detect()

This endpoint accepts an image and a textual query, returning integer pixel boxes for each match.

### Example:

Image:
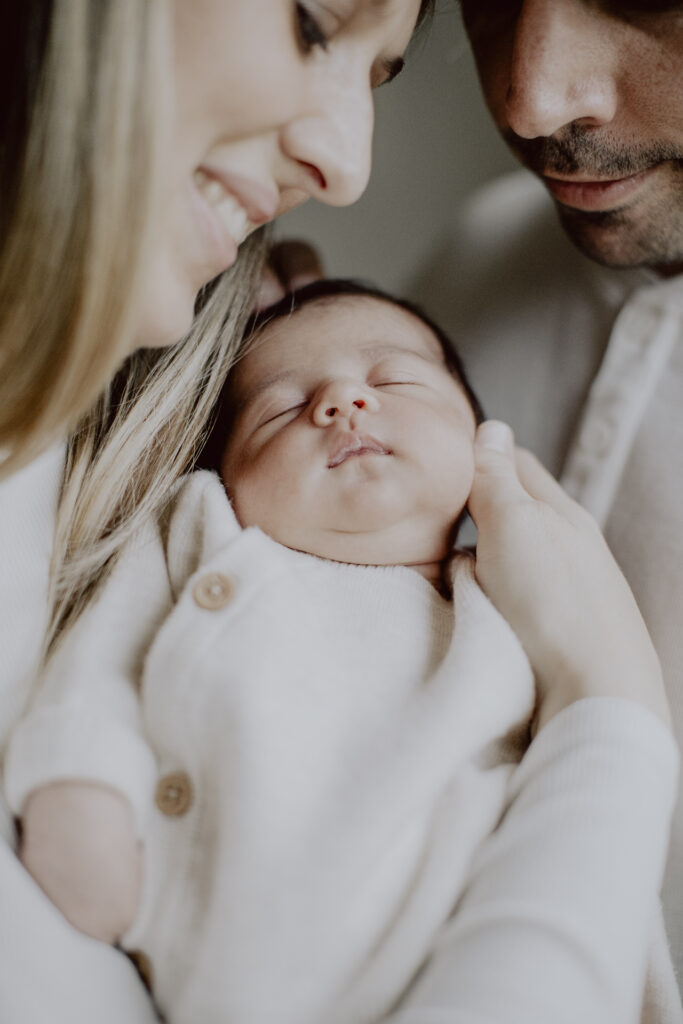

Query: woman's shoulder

[0,442,65,587]
[0,443,66,749]
[0,442,65,521]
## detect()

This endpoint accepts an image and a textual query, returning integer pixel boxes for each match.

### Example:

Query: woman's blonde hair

[5,0,436,657]
[49,237,266,653]
[0,1,267,653]
[0,0,166,475]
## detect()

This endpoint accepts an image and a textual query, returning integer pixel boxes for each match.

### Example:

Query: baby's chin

[271,524,453,570]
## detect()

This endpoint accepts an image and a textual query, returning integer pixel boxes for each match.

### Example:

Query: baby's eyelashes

[256,400,308,429]
[372,378,422,390]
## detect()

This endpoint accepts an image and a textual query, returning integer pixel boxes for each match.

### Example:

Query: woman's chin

[132,296,197,352]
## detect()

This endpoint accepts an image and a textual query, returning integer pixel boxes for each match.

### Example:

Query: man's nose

[311,378,380,426]
[505,0,618,139]
[280,66,374,207]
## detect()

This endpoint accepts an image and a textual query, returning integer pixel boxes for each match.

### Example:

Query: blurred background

[277,3,517,294]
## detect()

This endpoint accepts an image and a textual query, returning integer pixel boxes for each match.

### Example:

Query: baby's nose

[311,379,379,426]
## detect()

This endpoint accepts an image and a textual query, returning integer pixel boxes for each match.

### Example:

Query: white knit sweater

[5,470,680,1024]
[0,445,160,1024]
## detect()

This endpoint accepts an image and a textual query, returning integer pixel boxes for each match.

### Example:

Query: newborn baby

[7,280,539,1024]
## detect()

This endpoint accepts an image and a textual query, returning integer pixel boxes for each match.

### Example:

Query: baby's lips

[327,432,391,468]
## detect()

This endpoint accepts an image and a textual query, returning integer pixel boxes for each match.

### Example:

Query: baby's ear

[254,240,325,312]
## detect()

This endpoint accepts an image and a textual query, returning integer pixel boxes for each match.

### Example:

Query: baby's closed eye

[373,377,422,388]
[257,400,307,428]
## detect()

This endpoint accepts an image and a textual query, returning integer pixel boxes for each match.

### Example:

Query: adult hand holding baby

[468,420,670,735]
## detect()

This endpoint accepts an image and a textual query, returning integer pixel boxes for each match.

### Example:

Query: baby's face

[221,296,476,567]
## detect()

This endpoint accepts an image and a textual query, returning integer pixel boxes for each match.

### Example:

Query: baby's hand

[20,781,141,943]
[468,421,670,734]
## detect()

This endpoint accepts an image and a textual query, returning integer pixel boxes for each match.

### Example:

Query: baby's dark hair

[197,278,484,473]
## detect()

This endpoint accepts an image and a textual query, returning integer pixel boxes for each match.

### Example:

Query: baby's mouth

[327,433,392,469]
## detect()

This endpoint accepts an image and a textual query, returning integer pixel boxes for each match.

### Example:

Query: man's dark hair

[197,277,484,473]
[418,0,436,25]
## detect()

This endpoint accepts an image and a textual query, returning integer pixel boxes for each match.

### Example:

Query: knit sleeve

[4,516,173,836]
[382,697,679,1024]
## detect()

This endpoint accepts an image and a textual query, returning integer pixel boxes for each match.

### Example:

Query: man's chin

[555,203,683,275]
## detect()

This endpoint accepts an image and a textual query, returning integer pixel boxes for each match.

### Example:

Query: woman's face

[137,0,423,347]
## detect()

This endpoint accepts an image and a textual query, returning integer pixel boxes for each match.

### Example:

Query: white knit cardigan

[6,471,680,1024]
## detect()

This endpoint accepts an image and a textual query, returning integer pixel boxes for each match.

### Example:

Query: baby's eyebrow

[235,342,433,411]
[360,343,435,363]
[235,369,299,412]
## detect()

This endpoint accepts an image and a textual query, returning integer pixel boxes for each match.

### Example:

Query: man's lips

[327,432,392,469]
[543,167,655,212]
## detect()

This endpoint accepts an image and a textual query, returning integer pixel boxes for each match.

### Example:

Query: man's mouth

[542,168,655,213]
[327,432,392,469]
[503,129,679,214]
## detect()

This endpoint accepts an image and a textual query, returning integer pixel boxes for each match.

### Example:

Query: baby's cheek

[229,458,308,540]
[442,439,476,509]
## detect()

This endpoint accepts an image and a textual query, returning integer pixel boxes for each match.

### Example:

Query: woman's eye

[295,3,329,53]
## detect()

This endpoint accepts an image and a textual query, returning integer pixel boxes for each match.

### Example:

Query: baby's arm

[5,518,172,942]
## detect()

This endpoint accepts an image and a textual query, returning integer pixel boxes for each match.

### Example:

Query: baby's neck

[407,558,451,598]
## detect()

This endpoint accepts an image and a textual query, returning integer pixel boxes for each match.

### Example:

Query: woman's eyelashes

[295,3,330,53]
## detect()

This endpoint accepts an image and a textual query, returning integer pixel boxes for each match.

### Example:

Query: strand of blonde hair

[47,231,267,658]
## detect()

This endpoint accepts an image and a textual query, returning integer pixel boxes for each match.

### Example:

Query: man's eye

[295,3,329,53]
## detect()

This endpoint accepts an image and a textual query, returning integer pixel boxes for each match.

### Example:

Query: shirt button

[192,572,234,610]
[155,771,193,817]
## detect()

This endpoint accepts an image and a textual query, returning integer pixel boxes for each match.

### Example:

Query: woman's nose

[311,378,380,426]
[280,65,374,207]
[505,0,618,139]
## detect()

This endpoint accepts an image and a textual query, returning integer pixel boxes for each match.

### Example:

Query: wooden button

[155,771,193,816]
[192,572,234,610]
[128,949,153,992]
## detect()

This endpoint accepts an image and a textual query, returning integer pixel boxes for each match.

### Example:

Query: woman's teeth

[193,169,252,245]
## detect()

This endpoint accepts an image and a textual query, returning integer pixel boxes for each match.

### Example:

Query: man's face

[222,296,476,568]
[461,0,683,275]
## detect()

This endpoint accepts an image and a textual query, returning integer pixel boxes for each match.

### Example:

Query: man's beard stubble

[505,125,683,273]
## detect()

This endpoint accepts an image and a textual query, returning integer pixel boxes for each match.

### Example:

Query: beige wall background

[278,3,517,294]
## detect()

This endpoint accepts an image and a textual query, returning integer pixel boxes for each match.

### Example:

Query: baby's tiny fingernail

[476,420,513,454]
